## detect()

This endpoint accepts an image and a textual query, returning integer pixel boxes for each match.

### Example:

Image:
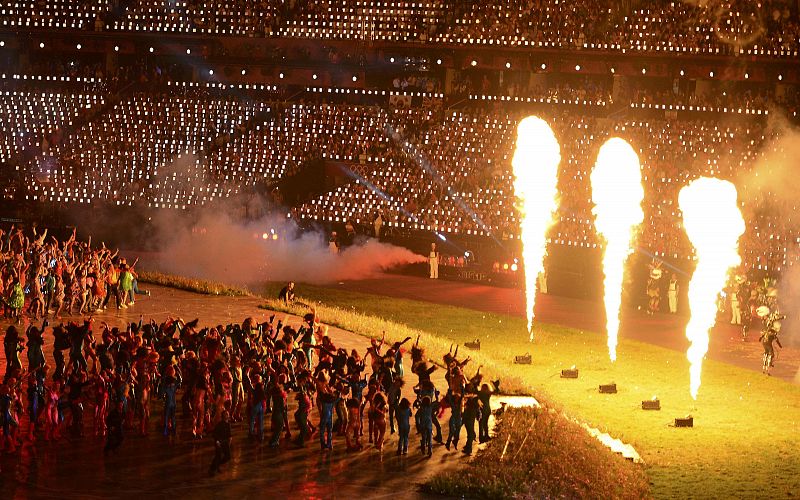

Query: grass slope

[261,282,800,499]
[424,406,651,499]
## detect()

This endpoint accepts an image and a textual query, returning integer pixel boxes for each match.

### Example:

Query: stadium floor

[0,285,462,498]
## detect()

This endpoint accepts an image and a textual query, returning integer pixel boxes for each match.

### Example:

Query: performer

[759,317,783,375]
[328,232,340,254]
[278,282,295,304]
[667,274,678,314]
[646,262,662,314]
[373,212,383,239]
[730,287,741,325]
[538,270,548,294]
[429,243,439,279]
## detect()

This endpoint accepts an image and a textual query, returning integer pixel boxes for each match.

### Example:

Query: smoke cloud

[146,210,426,285]
[737,116,800,213]
[735,116,800,348]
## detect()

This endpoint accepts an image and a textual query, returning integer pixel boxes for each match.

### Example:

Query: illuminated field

[262,282,800,499]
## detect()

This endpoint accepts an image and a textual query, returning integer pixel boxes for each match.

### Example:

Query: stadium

[0,1,799,498]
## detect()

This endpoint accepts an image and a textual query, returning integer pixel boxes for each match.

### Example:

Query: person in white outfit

[730,288,741,325]
[538,270,548,294]
[374,212,383,239]
[668,274,678,314]
[429,243,439,279]
[329,232,340,254]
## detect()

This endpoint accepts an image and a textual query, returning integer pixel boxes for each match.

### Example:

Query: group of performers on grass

[646,259,786,375]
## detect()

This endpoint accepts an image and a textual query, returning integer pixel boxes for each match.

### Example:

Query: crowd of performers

[646,258,787,376]
[0,225,499,477]
[727,276,785,376]
[1,311,498,474]
[0,225,148,322]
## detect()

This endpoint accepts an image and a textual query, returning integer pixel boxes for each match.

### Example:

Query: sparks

[679,177,745,399]
[511,116,561,340]
[591,138,644,362]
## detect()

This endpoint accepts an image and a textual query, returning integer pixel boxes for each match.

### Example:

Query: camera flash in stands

[114,45,119,51]
[745,72,749,79]
[541,63,546,70]
[279,73,284,79]
[352,76,358,82]
[76,44,81,49]
[208,69,214,76]
[436,59,442,65]
[241,69,246,75]
[313,74,318,80]
[39,42,45,48]
[0,41,4,47]
[390,57,395,63]
[575,65,581,71]
[680,69,685,76]
[186,49,191,55]
[610,67,615,73]
[471,60,477,66]
[149,47,154,52]
[505,62,511,69]
[709,71,714,77]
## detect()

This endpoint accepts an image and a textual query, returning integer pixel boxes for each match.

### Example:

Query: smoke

[777,247,800,349]
[146,210,426,285]
[736,117,800,349]
[736,116,800,215]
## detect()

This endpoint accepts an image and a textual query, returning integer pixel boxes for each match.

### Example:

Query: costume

[429,244,439,279]
[730,289,741,325]
[759,314,784,375]
[667,276,678,314]
[646,263,662,314]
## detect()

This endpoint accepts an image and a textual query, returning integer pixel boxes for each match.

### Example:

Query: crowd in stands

[0,72,796,272]
[2,0,797,56]
[296,106,795,272]
[0,227,494,467]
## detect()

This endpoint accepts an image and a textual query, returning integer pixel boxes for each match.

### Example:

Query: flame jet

[511,117,561,340]
[679,178,745,399]
[591,138,644,362]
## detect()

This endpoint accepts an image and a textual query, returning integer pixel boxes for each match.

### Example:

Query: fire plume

[591,138,644,362]
[679,177,745,399]
[511,116,561,340]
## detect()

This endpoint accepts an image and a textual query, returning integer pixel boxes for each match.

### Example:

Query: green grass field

[261,282,800,499]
